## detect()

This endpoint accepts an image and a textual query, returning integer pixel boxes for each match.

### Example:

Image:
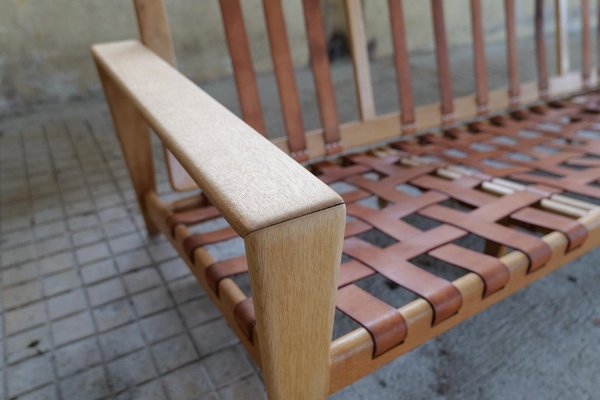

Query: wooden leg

[97,64,159,234]
[244,205,345,399]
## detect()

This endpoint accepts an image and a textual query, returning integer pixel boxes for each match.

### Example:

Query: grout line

[44,119,116,399]
[85,114,227,398]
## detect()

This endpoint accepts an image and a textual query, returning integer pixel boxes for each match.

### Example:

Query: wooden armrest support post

[93,40,345,399]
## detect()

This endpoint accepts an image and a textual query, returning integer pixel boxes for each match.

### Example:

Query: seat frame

[93,0,600,398]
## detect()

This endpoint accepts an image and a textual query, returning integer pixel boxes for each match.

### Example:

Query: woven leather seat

[163,93,600,359]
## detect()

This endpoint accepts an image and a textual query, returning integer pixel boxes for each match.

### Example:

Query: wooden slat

[344,0,376,121]
[582,0,592,86]
[133,0,176,65]
[431,0,454,124]
[504,0,520,107]
[470,0,489,114]
[263,0,308,160]
[245,205,345,399]
[133,0,196,192]
[219,0,267,134]
[388,0,415,131]
[535,0,549,99]
[554,0,570,75]
[93,40,343,236]
[302,0,342,154]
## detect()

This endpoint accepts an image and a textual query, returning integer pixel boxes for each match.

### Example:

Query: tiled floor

[2,37,600,399]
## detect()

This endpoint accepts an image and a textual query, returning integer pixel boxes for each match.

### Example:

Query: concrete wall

[0,0,585,113]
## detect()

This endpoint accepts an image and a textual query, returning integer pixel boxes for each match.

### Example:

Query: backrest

[133,0,596,192]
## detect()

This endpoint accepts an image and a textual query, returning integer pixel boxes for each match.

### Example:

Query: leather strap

[166,206,221,236]
[219,0,266,134]
[420,205,552,271]
[388,0,415,131]
[263,0,307,160]
[470,0,489,114]
[431,0,454,124]
[504,0,520,106]
[534,0,549,99]
[302,0,342,154]
[336,284,407,357]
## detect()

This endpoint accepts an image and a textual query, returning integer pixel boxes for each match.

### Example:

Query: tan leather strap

[183,227,237,261]
[263,0,307,161]
[420,205,552,271]
[336,285,407,357]
[535,0,549,99]
[470,0,489,114]
[205,256,247,295]
[429,244,510,297]
[344,237,463,324]
[388,0,415,131]
[234,298,256,342]
[302,0,342,154]
[431,0,454,124]
[504,0,520,107]
[582,0,591,85]
[219,0,267,134]
[166,206,221,236]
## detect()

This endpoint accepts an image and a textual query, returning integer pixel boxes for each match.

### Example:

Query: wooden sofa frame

[93,0,600,398]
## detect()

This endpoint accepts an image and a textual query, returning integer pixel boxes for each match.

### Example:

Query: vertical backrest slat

[302,0,342,154]
[133,0,176,65]
[431,0,454,124]
[263,0,308,161]
[388,0,415,132]
[504,0,520,107]
[597,0,600,83]
[344,0,376,121]
[219,0,267,135]
[535,0,549,100]
[581,0,592,86]
[134,0,196,192]
[470,0,489,114]
[554,0,570,75]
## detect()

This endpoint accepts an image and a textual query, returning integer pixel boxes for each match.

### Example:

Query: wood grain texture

[535,0,549,99]
[133,0,176,64]
[344,0,376,120]
[97,63,158,234]
[133,0,197,192]
[245,204,346,400]
[93,40,343,237]
[554,0,570,75]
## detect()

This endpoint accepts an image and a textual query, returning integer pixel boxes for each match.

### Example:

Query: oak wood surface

[245,204,345,399]
[93,40,343,237]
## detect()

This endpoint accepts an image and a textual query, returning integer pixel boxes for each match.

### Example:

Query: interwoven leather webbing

[165,93,600,359]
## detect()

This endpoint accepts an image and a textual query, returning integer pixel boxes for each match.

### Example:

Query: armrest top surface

[93,40,343,236]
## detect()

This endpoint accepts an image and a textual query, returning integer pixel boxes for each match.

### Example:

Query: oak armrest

[93,40,342,237]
